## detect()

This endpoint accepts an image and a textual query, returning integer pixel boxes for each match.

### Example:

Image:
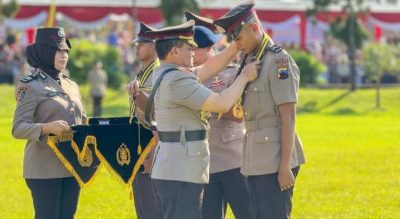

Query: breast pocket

[187,142,209,157]
[221,127,244,143]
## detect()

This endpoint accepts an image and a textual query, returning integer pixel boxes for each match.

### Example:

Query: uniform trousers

[25,177,80,219]
[133,173,161,219]
[152,179,204,219]
[248,166,300,219]
[202,168,251,219]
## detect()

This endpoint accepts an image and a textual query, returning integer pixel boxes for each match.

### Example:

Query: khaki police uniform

[202,66,251,219]
[13,69,87,179]
[151,63,212,219]
[132,61,161,219]
[129,22,162,219]
[242,44,305,176]
[242,43,305,219]
[213,3,306,218]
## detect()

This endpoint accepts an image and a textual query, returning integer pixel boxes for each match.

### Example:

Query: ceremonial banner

[47,131,102,188]
[47,117,155,188]
[87,117,155,186]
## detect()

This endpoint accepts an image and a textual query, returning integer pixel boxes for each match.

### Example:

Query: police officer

[186,12,251,219]
[214,3,306,219]
[12,27,86,219]
[127,22,161,219]
[147,20,259,219]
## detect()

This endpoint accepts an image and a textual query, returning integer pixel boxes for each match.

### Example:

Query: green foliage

[330,15,368,49]
[159,0,198,25]
[67,39,127,89]
[0,0,19,18]
[362,42,400,81]
[2,84,400,218]
[308,0,369,49]
[289,50,326,85]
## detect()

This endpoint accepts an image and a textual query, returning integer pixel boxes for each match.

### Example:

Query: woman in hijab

[12,27,87,219]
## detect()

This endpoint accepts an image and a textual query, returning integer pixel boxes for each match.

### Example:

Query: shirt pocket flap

[255,127,280,143]
[187,143,208,157]
[221,128,244,143]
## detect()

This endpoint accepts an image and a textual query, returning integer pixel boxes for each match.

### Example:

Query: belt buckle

[180,127,186,144]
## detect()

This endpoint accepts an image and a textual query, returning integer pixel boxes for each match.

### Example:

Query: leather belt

[158,130,208,142]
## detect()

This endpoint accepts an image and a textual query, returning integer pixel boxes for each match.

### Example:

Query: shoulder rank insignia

[267,44,283,53]
[38,72,48,80]
[20,73,39,83]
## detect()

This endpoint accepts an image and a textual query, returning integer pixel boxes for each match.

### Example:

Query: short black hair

[155,39,185,60]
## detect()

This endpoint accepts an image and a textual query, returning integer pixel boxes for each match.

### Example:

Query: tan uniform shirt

[151,63,213,184]
[241,45,306,176]
[87,68,107,97]
[12,69,87,178]
[205,66,245,174]
[134,66,153,125]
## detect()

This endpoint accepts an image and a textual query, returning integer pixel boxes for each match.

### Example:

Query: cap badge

[58,28,65,38]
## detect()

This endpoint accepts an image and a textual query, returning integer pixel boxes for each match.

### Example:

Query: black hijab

[26,43,60,79]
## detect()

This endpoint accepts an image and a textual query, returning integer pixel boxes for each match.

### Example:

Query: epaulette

[266,44,283,53]
[38,71,48,80]
[20,73,39,83]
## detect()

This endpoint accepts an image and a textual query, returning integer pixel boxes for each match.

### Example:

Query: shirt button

[254,87,257,91]
[244,90,247,94]
[197,152,200,155]
[231,134,235,137]
[264,137,269,141]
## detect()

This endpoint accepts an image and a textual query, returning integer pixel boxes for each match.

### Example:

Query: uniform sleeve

[12,82,44,141]
[170,73,213,111]
[269,53,300,105]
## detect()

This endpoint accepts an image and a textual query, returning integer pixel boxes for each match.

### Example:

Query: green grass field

[1,84,399,218]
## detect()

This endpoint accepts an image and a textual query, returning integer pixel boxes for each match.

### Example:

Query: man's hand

[278,167,295,191]
[242,60,261,82]
[127,80,140,98]
[42,120,70,135]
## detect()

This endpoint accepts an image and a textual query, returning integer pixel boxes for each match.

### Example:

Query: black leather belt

[158,130,207,142]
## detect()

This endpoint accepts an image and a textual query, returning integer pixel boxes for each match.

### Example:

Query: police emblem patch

[278,68,289,80]
[16,86,27,101]
[116,143,131,166]
[275,58,289,80]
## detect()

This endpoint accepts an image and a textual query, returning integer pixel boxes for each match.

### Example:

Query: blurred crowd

[1,24,400,86]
